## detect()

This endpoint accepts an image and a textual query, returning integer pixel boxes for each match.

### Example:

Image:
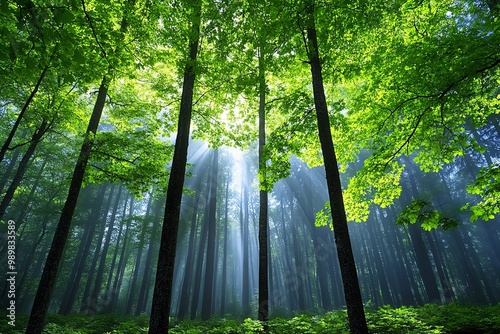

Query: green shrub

[2,303,499,333]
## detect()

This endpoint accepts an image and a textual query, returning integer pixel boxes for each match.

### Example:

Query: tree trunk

[304,4,368,332]
[90,185,123,309]
[126,195,153,315]
[26,77,108,334]
[241,166,251,317]
[58,185,108,314]
[177,183,202,319]
[0,149,20,193]
[15,160,47,225]
[201,149,219,320]
[79,185,115,315]
[105,194,129,302]
[257,44,269,324]
[136,198,163,315]
[0,119,49,221]
[148,0,201,330]
[111,197,135,311]
[220,178,229,317]
[0,65,50,164]
[189,192,208,319]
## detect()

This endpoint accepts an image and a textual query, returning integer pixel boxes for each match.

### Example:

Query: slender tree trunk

[148,0,201,330]
[79,185,115,315]
[90,185,123,308]
[126,195,153,315]
[105,194,129,300]
[0,119,49,221]
[0,65,50,164]
[136,198,163,315]
[59,185,108,314]
[111,197,135,311]
[220,178,229,317]
[257,45,269,324]
[16,160,47,225]
[0,150,20,193]
[201,150,219,320]
[190,195,208,319]
[304,4,368,332]
[26,77,108,334]
[241,166,250,317]
[177,185,202,319]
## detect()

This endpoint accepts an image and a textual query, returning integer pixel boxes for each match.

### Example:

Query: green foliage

[462,163,500,221]
[366,305,444,333]
[315,201,331,228]
[396,199,459,231]
[3,304,500,333]
[344,160,405,222]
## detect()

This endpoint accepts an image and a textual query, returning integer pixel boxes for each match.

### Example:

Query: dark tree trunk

[79,185,115,315]
[105,194,129,300]
[0,119,49,221]
[26,78,108,334]
[126,195,153,315]
[136,198,163,315]
[220,178,229,317]
[177,184,202,319]
[257,45,269,324]
[366,216,394,305]
[304,4,368,332]
[58,185,108,314]
[201,149,219,320]
[148,0,201,330]
[402,161,442,304]
[0,149,20,193]
[90,185,123,309]
[111,197,135,311]
[190,192,208,319]
[15,160,47,225]
[0,65,50,164]
[241,166,251,317]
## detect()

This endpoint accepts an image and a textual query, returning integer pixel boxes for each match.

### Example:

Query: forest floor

[1,303,500,333]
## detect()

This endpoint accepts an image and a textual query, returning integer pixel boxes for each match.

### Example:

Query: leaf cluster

[396,199,460,231]
[462,163,500,221]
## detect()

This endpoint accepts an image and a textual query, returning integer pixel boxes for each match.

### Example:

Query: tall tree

[26,78,109,333]
[301,2,368,332]
[257,43,269,323]
[148,0,202,331]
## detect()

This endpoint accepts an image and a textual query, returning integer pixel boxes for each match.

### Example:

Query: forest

[0,0,499,333]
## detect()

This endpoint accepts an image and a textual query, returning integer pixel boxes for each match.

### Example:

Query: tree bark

[148,0,201,330]
[257,45,269,324]
[304,3,368,333]
[26,77,108,334]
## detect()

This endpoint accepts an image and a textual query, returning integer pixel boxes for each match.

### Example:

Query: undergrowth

[1,303,499,333]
